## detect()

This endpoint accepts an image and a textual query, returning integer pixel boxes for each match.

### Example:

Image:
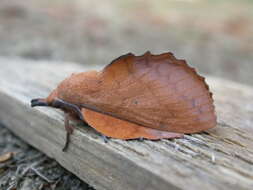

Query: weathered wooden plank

[0,57,253,190]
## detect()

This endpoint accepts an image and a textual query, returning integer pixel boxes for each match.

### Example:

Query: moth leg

[126,137,144,142]
[62,114,75,152]
[138,137,144,142]
[101,135,110,143]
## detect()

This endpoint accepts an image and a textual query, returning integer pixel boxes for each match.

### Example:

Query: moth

[31,52,216,151]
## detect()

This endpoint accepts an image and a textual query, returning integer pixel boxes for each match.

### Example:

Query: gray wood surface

[0,57,253,190]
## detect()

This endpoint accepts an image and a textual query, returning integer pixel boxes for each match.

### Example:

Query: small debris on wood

[0,152,13,163]
[211,153,216,163]
[0,124,95,190]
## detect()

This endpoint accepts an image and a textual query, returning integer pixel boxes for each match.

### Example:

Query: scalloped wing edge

[107,51,214,101]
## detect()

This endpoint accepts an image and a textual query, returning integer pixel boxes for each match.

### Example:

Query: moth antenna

[52,98,84,121]
[31,98,48,107]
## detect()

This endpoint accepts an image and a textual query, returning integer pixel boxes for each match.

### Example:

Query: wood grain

[0,57,252,190]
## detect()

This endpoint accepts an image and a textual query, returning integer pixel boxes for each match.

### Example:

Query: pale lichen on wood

[0,57,252,190]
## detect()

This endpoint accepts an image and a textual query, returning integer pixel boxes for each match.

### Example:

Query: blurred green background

[0,0,252,85]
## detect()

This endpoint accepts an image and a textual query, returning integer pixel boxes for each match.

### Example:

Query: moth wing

[82,108,183,139]
[94,52,216,133]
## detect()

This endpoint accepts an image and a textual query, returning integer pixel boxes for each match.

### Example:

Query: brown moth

[31,52,217,151]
